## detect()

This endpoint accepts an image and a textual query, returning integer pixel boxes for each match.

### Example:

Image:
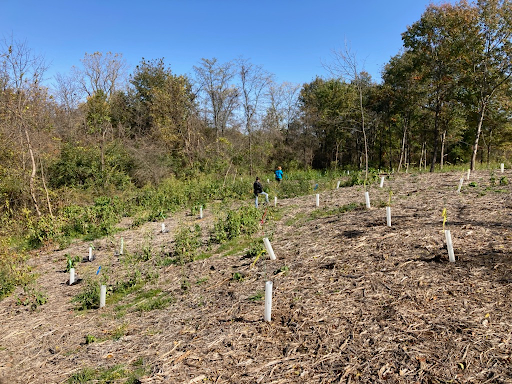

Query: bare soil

[1,170,511,384]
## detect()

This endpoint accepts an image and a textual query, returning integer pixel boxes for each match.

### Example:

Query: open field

[1,169,511,383]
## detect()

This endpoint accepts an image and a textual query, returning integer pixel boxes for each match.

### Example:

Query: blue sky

[1,1,448,87]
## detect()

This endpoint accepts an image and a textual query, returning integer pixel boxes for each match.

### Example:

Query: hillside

[0,170,511,384]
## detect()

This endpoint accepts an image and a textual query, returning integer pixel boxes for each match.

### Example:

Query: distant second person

[275,166,283,183]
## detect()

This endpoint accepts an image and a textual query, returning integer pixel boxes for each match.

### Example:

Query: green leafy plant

[232,272,245,282]
[249,291,264,301]
[211,206,261,244]
[274,265,290,275]
[72,279,100,310]
[65,254,81,272]
[84,334,96,345]
[173,224,202,265]
[16,283,48,310]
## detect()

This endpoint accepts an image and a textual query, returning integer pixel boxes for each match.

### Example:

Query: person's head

[278,166,282,170]
[256,177,260,181]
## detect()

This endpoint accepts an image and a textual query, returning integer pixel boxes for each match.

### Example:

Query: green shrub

[211,206,261,244]
[174,224,202,264]
[72,279,100,310]
[0,244,32,301]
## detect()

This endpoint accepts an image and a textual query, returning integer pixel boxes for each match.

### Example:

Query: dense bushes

[25,169,361,248]
[48,142,134,189]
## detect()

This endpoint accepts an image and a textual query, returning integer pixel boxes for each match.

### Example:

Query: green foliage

[490,172,496,186]
[68,368,96,383]
[68,364,127,384]
[211,206,261,244]
[134,291,174,312]
[48,142,133,190]
[245,239,265,259]
[0,243,32,301]
[500,176,508,185]
[249,291,264,301]
[65,254,81,272]
[174,224,202,264]
[84,334,96,345]
[72,279,100,310]
[274,265,290,275]
[68,360,149,384]
[232,272,245,282]
[16,283,47,310]
[347,169,380,187]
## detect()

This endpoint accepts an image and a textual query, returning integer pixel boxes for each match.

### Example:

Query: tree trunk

[359,88,368,181]
[397,123,407,173]
[440,130,446,169]
[39,157,53,217]
[471,104,486,171]
[24,126,41,217]
[430,102,441,173]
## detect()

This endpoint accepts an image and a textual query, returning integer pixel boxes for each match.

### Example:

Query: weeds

[249,291,264,301]
[16,283,48,310]
[72,279,100,310]
[174,224,202,264]
[65,254,81,272]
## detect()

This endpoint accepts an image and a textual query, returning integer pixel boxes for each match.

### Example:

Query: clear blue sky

[1,0,449,87]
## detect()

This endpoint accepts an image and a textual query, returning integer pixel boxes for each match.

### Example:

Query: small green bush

[174,224,202,264]
[72,279,100,310]
[211,206,261,244]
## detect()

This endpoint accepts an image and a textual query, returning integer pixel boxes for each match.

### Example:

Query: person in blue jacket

[253,177,269,207]
[274,166,283,183]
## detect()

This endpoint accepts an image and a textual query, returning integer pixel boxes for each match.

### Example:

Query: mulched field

[0,169,511,384]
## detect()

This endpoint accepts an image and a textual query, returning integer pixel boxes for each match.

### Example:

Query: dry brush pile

[0,169,511,384]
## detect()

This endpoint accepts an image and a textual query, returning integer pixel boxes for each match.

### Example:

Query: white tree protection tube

[380,176,385,188]
[69,268,75,285]
[100,285,106,308]
[263,237,276,260]
[365,191,371,208]
[200,206,203,219]
[445,230,455,263]
[457,178,464,193]
[386,206,391,227]
[264,281,273,322]
[315,194,319,207]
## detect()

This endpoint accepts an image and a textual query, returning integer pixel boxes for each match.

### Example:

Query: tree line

[1,0,512,225]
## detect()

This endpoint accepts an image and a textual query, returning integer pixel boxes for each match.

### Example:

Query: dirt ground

[0,169,511,384]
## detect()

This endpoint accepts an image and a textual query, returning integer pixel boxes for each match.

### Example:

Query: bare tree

[325,43,369,181]
[72,51,127,99]
[193,58,239,138]
[237,58,273,174]
[0,35,50,216]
